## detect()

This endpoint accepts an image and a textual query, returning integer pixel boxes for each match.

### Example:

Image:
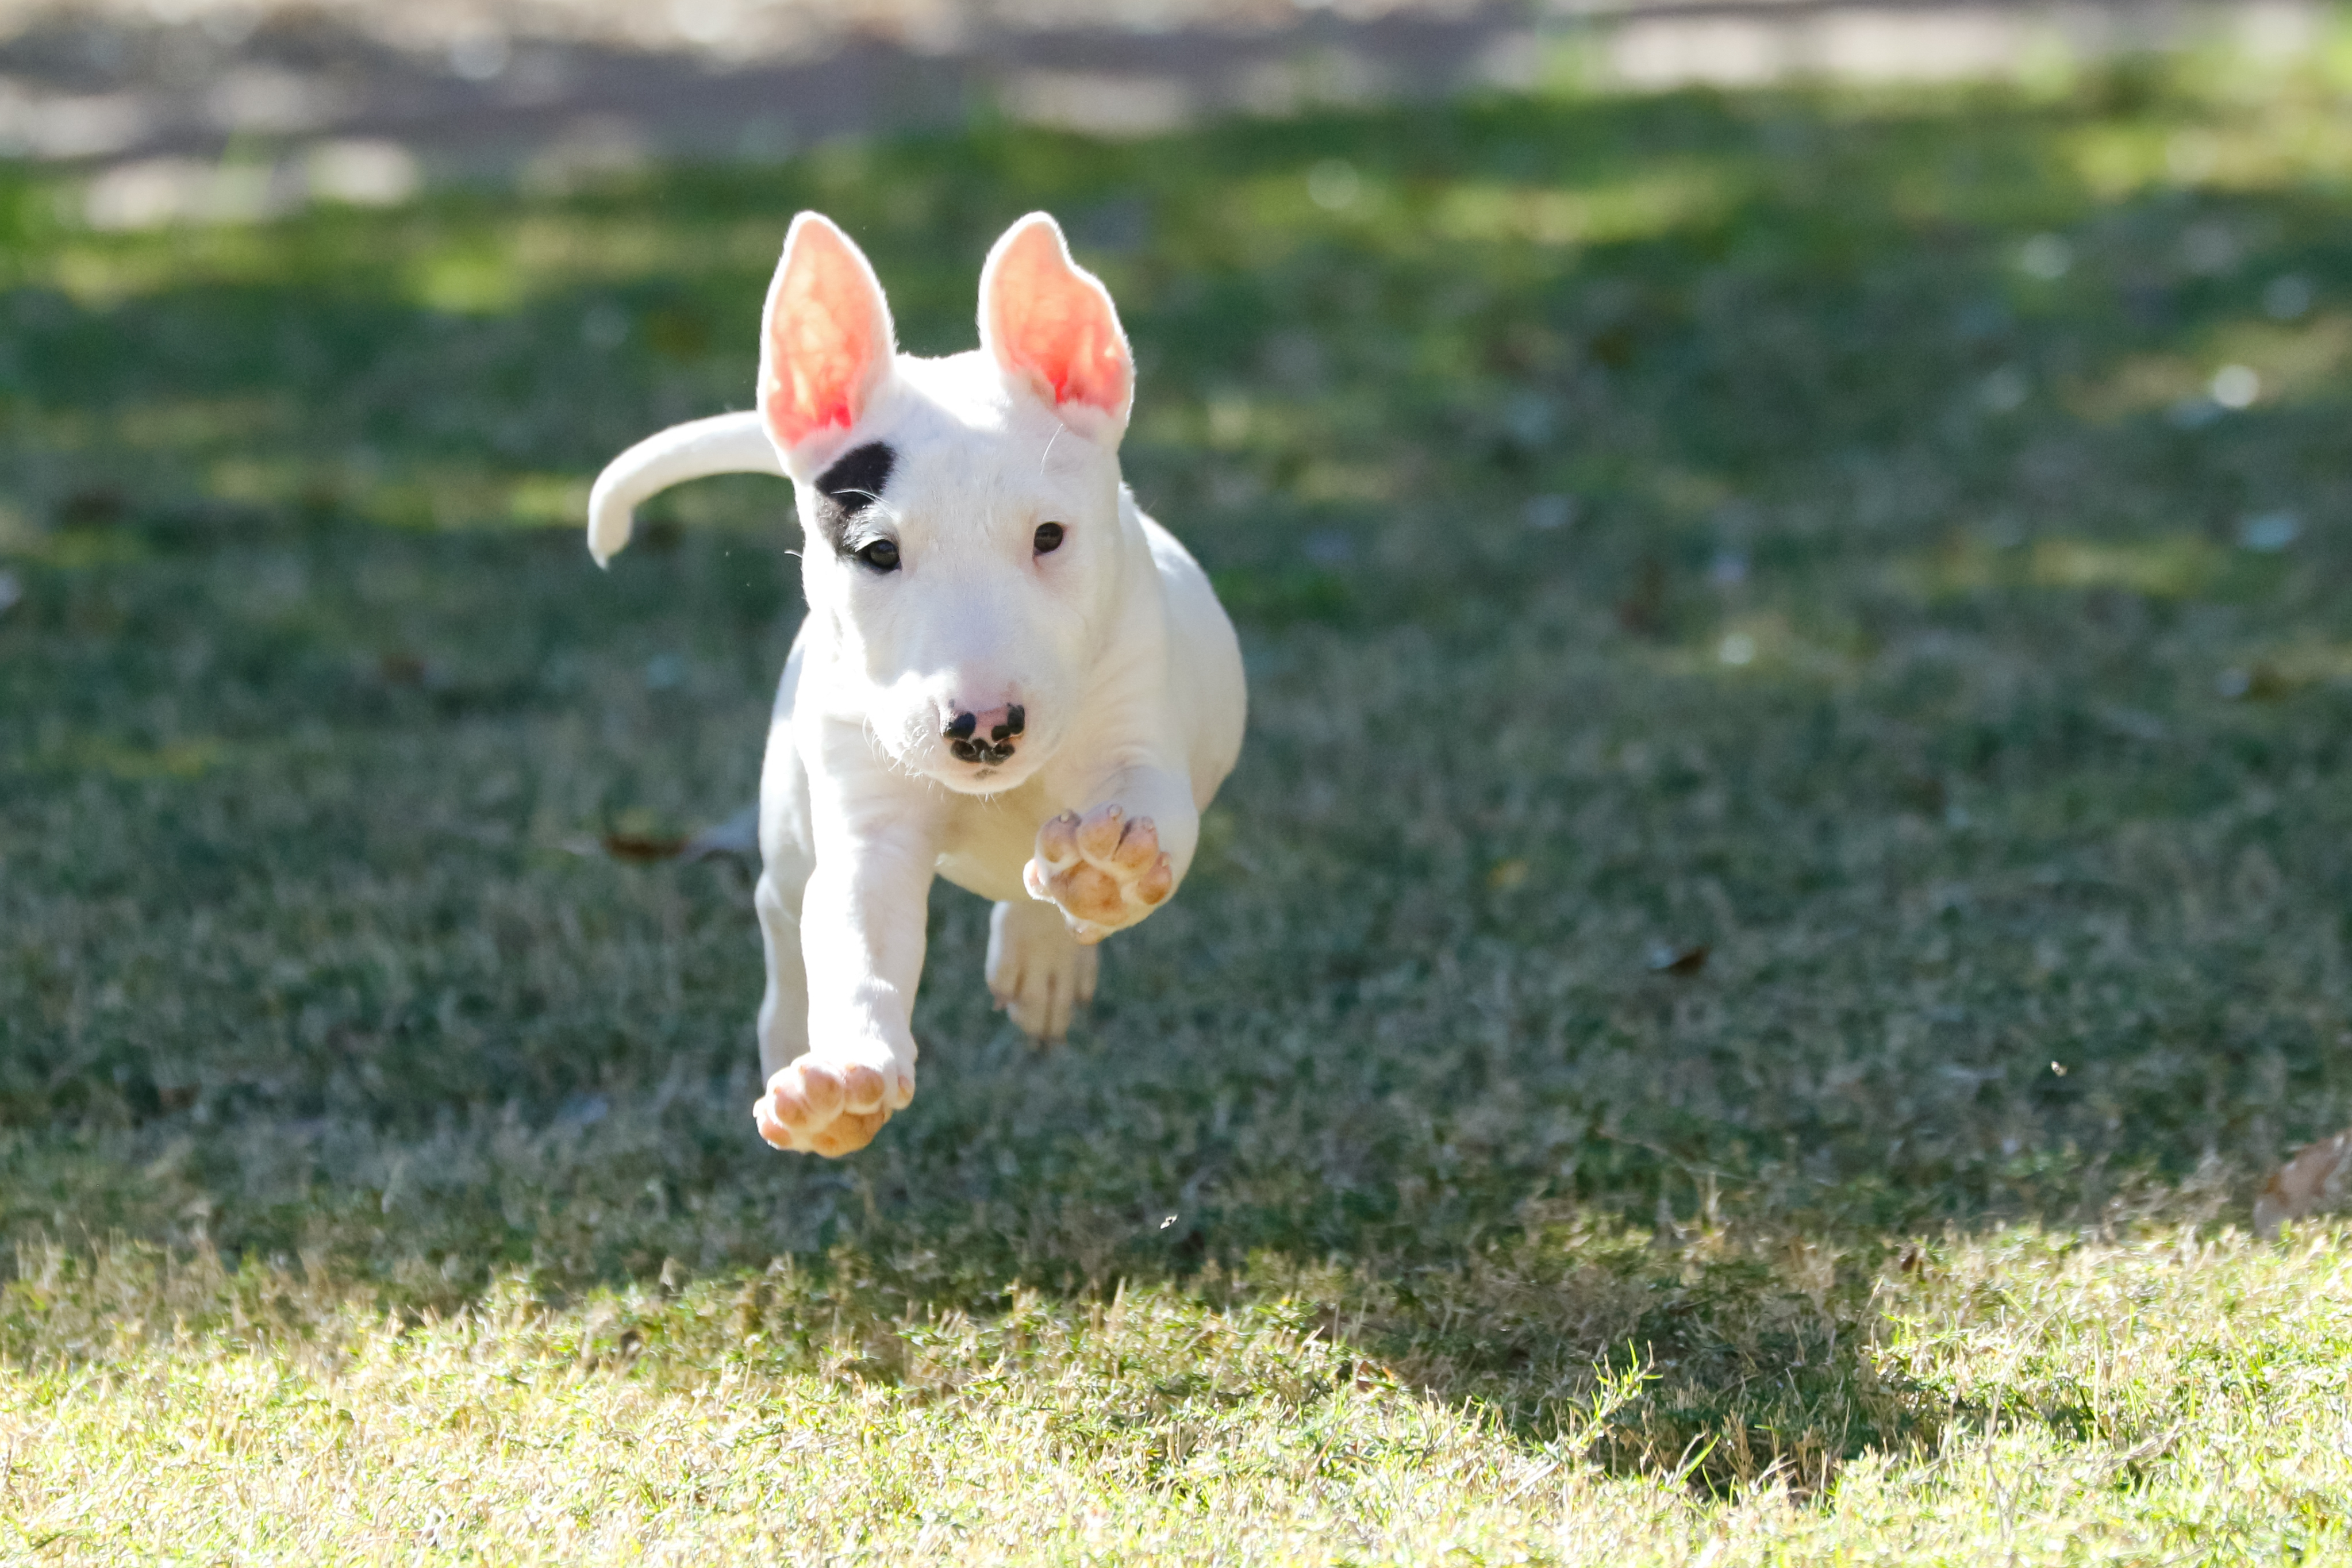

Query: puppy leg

[752,724,936,1158]
[986,897,1100,1044]
[752,641,817,1082]
[753,839,928,1155]
[754,868,812,1081]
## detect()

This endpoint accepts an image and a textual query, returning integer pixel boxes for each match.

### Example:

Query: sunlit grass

[6,1226,2350,1562]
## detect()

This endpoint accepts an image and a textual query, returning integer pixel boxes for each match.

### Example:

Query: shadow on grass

[2,1220,1948,1499]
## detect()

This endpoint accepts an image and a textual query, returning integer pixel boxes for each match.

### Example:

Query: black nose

[943,704,1025,766]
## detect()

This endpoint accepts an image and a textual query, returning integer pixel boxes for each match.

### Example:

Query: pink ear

[758,213,894,458]
[979,213,1133,442]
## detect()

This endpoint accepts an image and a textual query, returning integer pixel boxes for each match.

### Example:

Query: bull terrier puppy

[586,212,1246,1156]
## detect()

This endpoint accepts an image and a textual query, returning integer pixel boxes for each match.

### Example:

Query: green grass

[8,32,2352,1561]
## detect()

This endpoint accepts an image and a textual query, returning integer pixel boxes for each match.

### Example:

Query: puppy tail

[587,412,785,567]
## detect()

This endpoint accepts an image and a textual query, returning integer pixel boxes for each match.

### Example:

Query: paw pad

[753,1054,913,1156]
[1024,804,1173,943]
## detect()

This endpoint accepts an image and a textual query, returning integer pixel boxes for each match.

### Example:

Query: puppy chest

[932,790,1054,903]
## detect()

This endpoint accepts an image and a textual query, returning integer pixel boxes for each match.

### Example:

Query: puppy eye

[854,538,900,572]
[1033,522,1066,554]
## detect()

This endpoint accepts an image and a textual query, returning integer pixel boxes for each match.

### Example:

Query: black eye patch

[812,442,896,555]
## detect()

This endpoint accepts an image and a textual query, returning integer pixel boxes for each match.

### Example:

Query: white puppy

[586,212,1246,1156]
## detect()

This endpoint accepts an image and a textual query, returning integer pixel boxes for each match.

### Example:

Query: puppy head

[759,212,1135,795]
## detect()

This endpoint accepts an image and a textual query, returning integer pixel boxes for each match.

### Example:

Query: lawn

[6,32,2352,1562]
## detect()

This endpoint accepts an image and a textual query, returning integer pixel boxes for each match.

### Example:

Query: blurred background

[2,2,2331,213]
[6,0,2352,1439]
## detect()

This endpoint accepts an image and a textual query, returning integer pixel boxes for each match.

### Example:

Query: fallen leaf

[1647,943,1711,977]
[602,831,688,862]
[2254,1128,2352,1238]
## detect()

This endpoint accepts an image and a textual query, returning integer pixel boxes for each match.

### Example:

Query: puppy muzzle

[943,703,1024,766]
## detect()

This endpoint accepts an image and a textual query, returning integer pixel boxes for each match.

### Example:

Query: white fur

[586,213,1246,1156]
[587,412,782,568]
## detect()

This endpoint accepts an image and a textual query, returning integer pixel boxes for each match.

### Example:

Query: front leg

[1024,762,1200,945]
[753,759,935,1157]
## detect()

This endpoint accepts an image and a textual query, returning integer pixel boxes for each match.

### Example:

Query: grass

[7,1228,2352,1560]
[7,28,2352,1561]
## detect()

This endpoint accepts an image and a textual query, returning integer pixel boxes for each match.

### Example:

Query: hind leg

[986,897,1099,1044]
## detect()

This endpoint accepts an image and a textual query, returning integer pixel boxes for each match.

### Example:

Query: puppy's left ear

[979,213,1133,448]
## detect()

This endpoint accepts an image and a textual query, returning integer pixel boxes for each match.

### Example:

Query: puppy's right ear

[759,213,895,473]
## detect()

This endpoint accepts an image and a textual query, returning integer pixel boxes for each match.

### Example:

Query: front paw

[752,1051,914,1156]
[1023,805,1174,944]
